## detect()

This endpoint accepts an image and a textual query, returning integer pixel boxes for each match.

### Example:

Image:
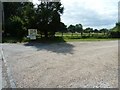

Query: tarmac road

[2,40,118,88]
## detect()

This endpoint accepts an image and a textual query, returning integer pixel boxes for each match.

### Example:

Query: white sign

[28,29,37,40]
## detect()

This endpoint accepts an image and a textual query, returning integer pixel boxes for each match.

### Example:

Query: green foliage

[75,24,83,33]
[35,2,64,38]
[68,25,76,33]
[68,24,83,35]
[3,2,64,39]
[94,29,99,33]
[84,27,93,33]
[6,16,25,39]
[58,22,67,33]
[3,2,33,38]
[110,23,120,38]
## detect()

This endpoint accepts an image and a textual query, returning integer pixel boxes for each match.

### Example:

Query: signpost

[28,29,37,40]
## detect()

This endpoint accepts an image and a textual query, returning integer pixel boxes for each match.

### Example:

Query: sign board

[28,29,37,40]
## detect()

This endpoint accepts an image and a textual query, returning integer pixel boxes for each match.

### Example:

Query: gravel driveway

[2,40,118,88]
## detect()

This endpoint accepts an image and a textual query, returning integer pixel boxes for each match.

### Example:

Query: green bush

[110,31,120,38]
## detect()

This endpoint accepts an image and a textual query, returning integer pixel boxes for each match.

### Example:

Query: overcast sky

[33,0,119,29]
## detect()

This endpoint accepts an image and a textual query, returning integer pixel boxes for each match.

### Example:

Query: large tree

[99,28,108,35]
[36,2,64,38]
[110,22,120,38]
[3,1,64,39]
[3,2,22,36]
[75,24,83,36]
[84,27,93,37]
[58,22,67,37]
[68,25,76,36]
[3,2,34,38]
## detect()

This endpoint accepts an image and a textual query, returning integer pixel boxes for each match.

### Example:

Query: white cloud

[32,0,40,4]
[61,0,119,29]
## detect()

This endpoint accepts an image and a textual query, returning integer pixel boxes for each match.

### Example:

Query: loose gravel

[2,41,118,88]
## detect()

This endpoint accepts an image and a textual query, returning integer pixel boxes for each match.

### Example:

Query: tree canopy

[3,2,64,39]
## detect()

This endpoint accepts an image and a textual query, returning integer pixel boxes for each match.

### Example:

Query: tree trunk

[104,32,105,36]
[52,32,55,38]
[89,32,90,37]
[40,32,42,38]
[71,32,73,37]
[44,31,48,38]
[62,32,63,37]
[81,32,83,37]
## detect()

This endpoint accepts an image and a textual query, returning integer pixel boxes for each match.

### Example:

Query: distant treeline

[59,23,120,38]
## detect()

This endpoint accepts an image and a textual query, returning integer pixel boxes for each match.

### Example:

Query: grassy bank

[2,36,119,43]
[64,38,118,42]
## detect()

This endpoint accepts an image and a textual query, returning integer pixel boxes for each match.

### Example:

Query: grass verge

[2,36,119,43]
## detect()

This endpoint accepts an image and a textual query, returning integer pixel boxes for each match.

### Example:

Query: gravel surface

[0,52,2,90]
[2,41,118,88]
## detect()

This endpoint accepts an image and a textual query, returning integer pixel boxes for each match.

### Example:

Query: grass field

[55,32,118,42]
[55,32,106,36]
[2,32,119,43]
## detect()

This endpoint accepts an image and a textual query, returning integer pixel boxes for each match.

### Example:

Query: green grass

[3,33,119,43]
[54,32,120,42]
[63,38,118,42]
[55,32,106,37]
[25,36,119,43]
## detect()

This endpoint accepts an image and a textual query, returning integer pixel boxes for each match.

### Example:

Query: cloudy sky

[33,0,119,29]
